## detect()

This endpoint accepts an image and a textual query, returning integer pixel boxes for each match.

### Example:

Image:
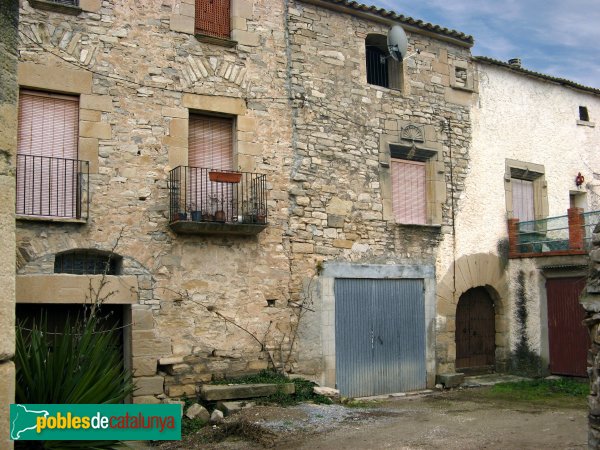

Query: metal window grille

[366,46,389,88]
[195,0,230,39]
[54,250,120,275]
[48,0,79,5]
[391,158,426,224]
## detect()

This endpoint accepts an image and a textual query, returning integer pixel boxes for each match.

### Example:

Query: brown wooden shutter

[391,158,426,225]
[17,91,79,217]
[188,114,234,220]
[512,178,534,221]
[195,0,230,39]
[188,114,233,170]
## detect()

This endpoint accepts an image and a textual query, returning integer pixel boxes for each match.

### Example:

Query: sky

[368,0,600,89]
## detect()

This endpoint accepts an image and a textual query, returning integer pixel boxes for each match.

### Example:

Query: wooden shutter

[188,114,234,220]
[17,91,79,217]
[189,115,233,169]
[195,0,230,39]
[391,159,426,224]
[512,178,534,221]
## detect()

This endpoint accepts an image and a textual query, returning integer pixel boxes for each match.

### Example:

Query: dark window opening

[579,106,590,121]
[366,46,389,88]
[54,250,122,275]
[365,34,402,90]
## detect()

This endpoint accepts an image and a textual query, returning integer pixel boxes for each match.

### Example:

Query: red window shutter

[17,91,79,217]
[391,159,426,225]
[195,0,230,39]
[512,178,534,221]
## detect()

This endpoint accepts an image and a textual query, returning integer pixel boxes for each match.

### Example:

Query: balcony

[168,166,268,236]
[16,154,89,222]
[508,207,600,258]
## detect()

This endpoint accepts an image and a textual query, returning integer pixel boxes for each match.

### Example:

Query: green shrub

[15,312,134,449]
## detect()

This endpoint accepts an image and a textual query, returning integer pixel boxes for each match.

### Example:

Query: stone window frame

[450,59,475,92]
[28,0,102,15]
[164,93,258,175]
[17,62,110,221]
[364,33,404,92]
[169,0,257,48]
[504,159,548,221]
[379,134,446,226]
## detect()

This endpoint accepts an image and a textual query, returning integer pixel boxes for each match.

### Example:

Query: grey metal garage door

[334,278,426,397]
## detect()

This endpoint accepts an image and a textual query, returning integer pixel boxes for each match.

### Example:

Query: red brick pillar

[507,218,519,257]
[568,207,584,250]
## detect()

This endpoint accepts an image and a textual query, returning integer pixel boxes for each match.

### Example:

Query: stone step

[200,383,295,401]
[216,400,255,416]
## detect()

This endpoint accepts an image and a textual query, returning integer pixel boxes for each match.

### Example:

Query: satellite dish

[387,25,408,61]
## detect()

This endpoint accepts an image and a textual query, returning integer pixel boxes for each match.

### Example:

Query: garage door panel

[335,279,373,398]
[335,278,425,397]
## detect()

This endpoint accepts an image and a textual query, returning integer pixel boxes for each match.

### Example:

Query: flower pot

[209,171,242,183]
[214,210,226,222]
[174,212,187,221]
[191,210,202,222]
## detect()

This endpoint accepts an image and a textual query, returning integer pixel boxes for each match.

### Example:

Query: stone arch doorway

[455,287,496,372]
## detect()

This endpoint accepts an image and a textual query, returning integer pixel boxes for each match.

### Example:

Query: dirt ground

[158,387,587,450]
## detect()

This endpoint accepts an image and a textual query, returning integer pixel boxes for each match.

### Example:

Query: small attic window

[579,106,590,122]
[365,34,402,91]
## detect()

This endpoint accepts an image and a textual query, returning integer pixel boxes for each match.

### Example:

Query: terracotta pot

[214,210,226,222]
[208,171,242,183]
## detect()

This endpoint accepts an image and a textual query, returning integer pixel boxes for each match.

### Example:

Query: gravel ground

[156,387,587,449]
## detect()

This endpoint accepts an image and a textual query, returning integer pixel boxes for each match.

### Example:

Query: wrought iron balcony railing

[508,207,599,258]
[16,154,89,221]
[168,166,268,235]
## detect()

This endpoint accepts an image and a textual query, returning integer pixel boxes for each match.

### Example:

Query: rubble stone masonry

[14,0,475,400]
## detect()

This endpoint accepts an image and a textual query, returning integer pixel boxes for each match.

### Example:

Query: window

[579,106,590,122]
[17,90,83,218]
[504,160,548,221]
[511,178,534,221]
[195,0,230,39]
[188,114,235,221]
[365,34,402,90]
[391,159,426,224]
[189,114,233,170]
[54,250,121,275]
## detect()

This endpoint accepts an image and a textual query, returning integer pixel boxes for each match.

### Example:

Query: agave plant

[15,311,135,449]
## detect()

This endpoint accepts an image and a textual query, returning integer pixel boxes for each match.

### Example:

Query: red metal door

[455,287,496,370]
[546,277,589,377]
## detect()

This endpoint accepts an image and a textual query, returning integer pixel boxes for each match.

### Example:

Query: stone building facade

[10,0,599,406]
[12,0,479,401]
[446,57,600,376]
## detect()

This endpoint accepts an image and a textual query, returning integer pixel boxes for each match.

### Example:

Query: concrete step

[200,383,295,401]
[216,400,256,416]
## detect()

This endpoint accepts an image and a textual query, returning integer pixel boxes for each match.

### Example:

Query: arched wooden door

[456,287,496,371]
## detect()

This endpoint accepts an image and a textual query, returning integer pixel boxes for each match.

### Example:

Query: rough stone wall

[583,224,600,448]
[0,0,18,446]
[285,1,474,376]
[16,0,293,402]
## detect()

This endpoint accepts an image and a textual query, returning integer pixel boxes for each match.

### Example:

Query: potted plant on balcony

[208,170,242,183]
[189,202,202,222]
